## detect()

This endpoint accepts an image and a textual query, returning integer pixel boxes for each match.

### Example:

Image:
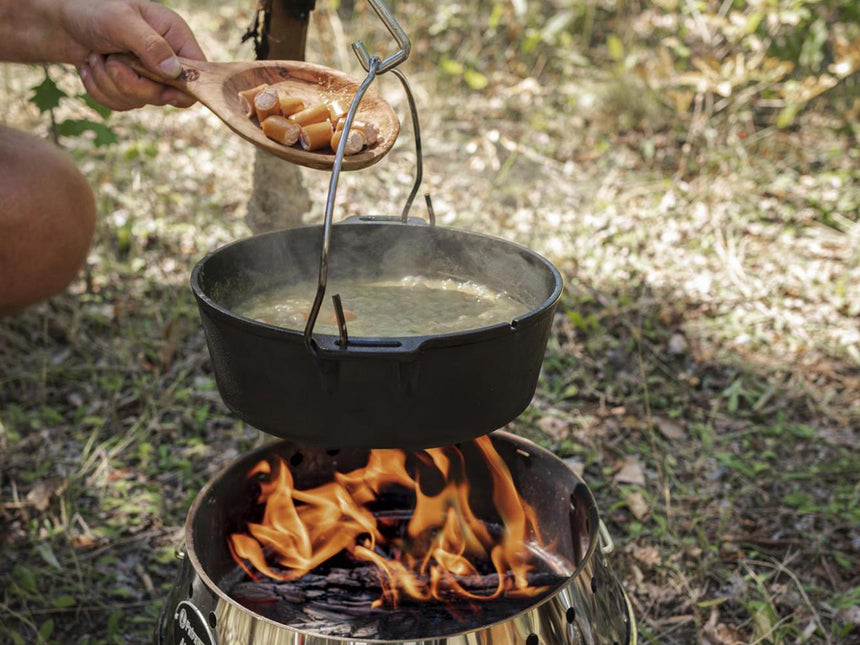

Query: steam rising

[198,223,561,330]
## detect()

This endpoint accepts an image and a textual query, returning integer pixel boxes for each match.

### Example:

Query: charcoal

[229,564,566,640]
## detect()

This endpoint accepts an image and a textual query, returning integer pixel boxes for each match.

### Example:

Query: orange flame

[228,436,548,608]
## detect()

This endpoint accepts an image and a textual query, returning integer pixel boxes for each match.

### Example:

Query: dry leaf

[25,477,66,511]
[536,416,571,442]
[704,623,745,645]
[632,545,661,567]
[160,318,183,370]
[668,332,689,354]
[134,563,156,596]
[71,534,96,549]
[655,417,685,440]
[615,457,646,485]
[563,457,585,477]
[837,605,860,624]
[625,491,649,519]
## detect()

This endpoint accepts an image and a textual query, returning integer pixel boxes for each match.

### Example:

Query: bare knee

[0,127,96,316]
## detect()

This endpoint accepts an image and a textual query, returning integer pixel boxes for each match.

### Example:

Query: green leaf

[78,93,113,120]
[745,11,764,34]
[788,424,815,439]
[38,619,54,641]
[8,631,26,645]
[607,34,625,62]
[13,565,37,593]
[52,594,77,608]
[541,11,574,43]
[696,597,730,608]
[107,609,122,637]
[464,69,489,90]
[521,31,542,54]
[834,554,852,570]
[36,542,61,570]
[568,310,587,331]
[722,378,743,412]
[439,58,464,76]
[799,18,827,71]
[57,119,118,147]
[30,75,67,113]
[488,4,504,29]
[776,102,801,129]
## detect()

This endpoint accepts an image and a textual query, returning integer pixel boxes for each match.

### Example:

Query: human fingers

[102,55,198,108]
[94,2,185,79]
[78,61,133,112]
[100,56,198,109]
[159,88,197,109]
[104,56,194,108]
[80,57,197,110]
[87,54,158,110]
[137,2,206,62]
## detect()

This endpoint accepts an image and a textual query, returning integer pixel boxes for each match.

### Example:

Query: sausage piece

[261,116,301,146]
[238,84,269,118]
[254,88,281,122]
[330,128,366,155]
[289,104,331,127]
[335,119,378,146]
[278,92,305,117]
[300,121,334,151]
[327,97,350,129]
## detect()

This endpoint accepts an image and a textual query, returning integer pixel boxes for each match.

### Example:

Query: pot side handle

[311,335,425,358]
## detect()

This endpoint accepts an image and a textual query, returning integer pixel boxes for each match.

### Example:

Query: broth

[234,276,530,336]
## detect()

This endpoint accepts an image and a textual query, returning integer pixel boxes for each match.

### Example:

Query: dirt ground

[1,2,858,644]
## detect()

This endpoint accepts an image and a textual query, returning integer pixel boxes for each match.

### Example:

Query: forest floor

[1,2,858,644]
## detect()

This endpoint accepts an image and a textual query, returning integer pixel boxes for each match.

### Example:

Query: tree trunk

[246,0,316,234]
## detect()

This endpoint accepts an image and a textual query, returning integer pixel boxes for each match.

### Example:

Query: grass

[1,1,859,643]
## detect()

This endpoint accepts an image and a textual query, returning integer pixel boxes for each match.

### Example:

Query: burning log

[231,566,565,608]
[228,566,566,640]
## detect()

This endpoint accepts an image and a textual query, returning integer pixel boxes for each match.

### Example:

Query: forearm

[0,0,82,64]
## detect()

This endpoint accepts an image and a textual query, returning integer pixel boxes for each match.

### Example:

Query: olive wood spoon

[114,55,399,171]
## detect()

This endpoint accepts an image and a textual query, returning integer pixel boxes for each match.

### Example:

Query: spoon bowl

[120,56,400,171]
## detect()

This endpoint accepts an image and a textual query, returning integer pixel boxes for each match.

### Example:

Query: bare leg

[0,126,96,317]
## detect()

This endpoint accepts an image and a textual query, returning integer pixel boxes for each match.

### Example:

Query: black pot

[190,219,562,448]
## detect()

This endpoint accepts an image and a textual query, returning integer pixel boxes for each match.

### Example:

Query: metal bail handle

[303,0,416,356]
[353,0,411,75]
[303,55,381,355]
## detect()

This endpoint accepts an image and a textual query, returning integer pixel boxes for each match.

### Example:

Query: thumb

[116,12,183,79]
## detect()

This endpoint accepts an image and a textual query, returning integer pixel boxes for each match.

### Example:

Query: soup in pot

[234,275,530,337]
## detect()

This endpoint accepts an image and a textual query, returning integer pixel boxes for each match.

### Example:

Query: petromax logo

[173,601,216,645]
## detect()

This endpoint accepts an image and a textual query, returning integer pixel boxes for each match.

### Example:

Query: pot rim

[189,221,564,352]
[181,430,602,644]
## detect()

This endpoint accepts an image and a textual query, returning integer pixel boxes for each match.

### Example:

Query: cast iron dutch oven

[190,217,562,448]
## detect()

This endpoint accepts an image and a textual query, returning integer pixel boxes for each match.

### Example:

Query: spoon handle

[108,54,204,94]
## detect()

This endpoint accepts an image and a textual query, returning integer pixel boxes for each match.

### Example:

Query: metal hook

[424,193,436,226]
[352,0,411,75]
[598,519,615,555]
[332,294,349,347]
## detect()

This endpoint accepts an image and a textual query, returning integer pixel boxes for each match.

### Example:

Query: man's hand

[61,0,206,111]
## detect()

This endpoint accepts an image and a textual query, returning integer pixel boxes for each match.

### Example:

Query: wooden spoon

[116,55,400,171]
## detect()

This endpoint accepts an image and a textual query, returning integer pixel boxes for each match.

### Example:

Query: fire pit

[155,432,635,644]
